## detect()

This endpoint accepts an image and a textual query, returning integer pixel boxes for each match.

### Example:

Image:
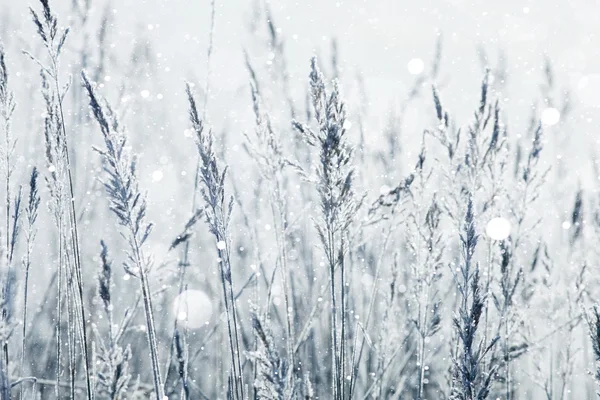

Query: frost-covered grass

[0,0,599,399]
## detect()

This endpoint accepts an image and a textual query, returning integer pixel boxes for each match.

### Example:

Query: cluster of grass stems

[0,0,598,399]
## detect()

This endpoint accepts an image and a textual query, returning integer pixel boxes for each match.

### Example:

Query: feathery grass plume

[243,58,297,389]
[366,157,416,225]
[38,62,71,399]
[81,72,164,400]
[245,311,290,399]
[461,71,505,195]
[490,239,523,400]
[185,82,244,400]
[95,341,133,400]
[429,85,458,160]
[0,45,16,127]
[94,241,134,400]
[451,198,498,400]
[27,2,93,398]
[510,122,547,249]
[1,186,21,396]
[478,102,509,217]
[27,4,72,219]
[405,145,444,399]
[292,56,361,400]
[522,123,543,185]
[0,42,17,400]
[243,69,285,174]
[433,71,509,241]
[487,120,547,397]
[20,167,40,389]
[586,305,600,397]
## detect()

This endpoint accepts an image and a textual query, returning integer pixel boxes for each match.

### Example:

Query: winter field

[1,0,600,399]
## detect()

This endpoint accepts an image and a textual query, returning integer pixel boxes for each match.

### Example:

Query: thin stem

[128,220,164,400]
[270,187,295,386]
[505,315,510,400]
[20,238,32,400]
[217,246,242,399]
[1,105,11,400]
[65,255,75,400]
[55,214,63,400]
[218,237,244,400]
[327,226,340,400]
[52,68,92,400]
[166,2,216,393]
[481,239,493,374]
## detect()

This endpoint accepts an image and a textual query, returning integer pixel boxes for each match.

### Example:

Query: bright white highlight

[407,58,424,75]
[541,107,560,126]
[486,217,511,240]
[172,290,213,329]
[152,170,163,182]
[578,74,600,107]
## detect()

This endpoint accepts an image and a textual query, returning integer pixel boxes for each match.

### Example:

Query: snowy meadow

[1,0,600,399]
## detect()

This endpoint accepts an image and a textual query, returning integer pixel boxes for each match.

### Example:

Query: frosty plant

[20,167,40,396]
[26,1,93,398]
[292,57,362,400]
[185,83,244,400]
[405,145,444,400]
[0,1,598,398]
[586,304,600,396]
[0,41,18,400]
[94,241,134,400]
[81,72,164,400]
[243,61,297,386]
[246,310,289,399]
[451,198,498,400]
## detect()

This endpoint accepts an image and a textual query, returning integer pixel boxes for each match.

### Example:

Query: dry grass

[0,1,597,399]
